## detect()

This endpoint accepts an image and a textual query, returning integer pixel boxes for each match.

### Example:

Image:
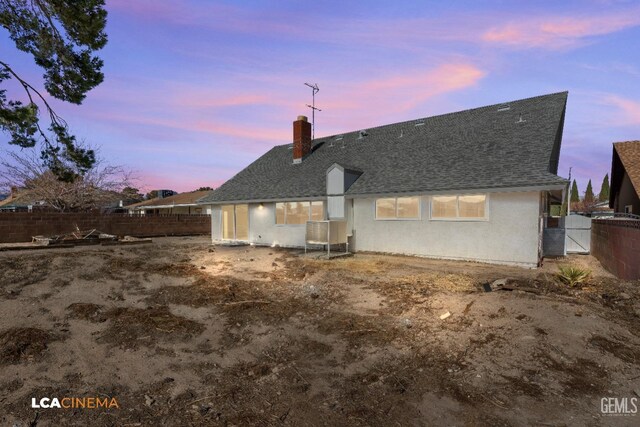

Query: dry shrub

[66,303,106,322]
[0,327,59,365]
[99,306,204,349]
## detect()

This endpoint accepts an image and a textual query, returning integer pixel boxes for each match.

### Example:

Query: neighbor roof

[126,190,212,209]
[610,141,640,207]
[0,189,44,209]
[200,92,568,204]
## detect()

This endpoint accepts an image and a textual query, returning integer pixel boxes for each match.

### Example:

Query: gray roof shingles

[200,92,568,204]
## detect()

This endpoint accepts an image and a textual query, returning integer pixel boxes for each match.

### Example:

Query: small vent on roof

[497,104,511,112]
[335,135,343,141]
[358,130,369,139]
[399,129,404,138]
[414,121,425,127]
[516,114,526,123]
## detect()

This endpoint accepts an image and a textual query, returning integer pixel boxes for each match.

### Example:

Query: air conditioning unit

[305,220,348,256]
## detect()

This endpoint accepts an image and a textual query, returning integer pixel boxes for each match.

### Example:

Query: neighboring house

[199,92,569,267]
[610,141,640,215]
[0,188,47,212]
[125,190,212,215]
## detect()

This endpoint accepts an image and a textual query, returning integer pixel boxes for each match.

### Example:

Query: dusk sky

[2,0,640,195]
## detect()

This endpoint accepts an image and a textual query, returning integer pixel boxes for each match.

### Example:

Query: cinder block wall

[591,219,640,280]
[0,213,211,243]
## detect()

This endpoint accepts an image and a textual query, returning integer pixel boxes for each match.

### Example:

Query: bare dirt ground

[1,236,639,426]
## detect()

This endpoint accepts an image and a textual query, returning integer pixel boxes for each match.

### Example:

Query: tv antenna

[304,82,321,139]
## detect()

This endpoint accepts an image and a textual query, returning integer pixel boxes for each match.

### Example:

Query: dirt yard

[1,236,639,426]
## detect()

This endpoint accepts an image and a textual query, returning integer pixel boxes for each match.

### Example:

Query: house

[609,141,640,215]
[0,187,47,212]
[199,92,569,267]
[125,190,212,215]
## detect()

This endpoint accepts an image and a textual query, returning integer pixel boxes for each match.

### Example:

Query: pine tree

[584,180,595,203]
[570,180,580,203]
[0,0,108,180]
[598,174,610,202]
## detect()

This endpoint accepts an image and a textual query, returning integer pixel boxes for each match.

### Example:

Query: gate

[565,214,591,253]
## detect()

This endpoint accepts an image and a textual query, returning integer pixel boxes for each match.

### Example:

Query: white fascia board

[203,196,326,205]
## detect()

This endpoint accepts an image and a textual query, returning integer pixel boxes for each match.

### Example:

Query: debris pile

[28,226,152,249]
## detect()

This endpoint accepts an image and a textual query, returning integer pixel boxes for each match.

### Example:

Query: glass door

[235,204,249,240]
[221,204,249,241]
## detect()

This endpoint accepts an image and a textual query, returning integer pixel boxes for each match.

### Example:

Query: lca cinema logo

[31,396,119,409]
[601,397,638,417]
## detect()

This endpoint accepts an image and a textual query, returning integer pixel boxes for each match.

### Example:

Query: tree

[0,0,108,180]
[570,180,579,203]
[0,148,133,212]
[145,190,158,200]
[598,174,610,202]
[195,186,213,191]
[584,180,595,203]
[121,186,144,203]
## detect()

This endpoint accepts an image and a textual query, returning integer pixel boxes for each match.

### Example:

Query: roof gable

[201,92,568,204]
[126,190,212,209]
[611,141,640,206]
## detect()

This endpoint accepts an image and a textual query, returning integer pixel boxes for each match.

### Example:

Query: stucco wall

[351,191,541,266]
[211,203,306,247]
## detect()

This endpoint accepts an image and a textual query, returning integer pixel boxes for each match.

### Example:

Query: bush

[557,265,591,287]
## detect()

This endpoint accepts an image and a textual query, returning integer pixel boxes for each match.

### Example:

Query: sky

[1,0,640,195]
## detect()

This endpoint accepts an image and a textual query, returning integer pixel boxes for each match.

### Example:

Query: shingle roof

[610,141,640,206]
[0,189,43,208]
[200,92,568,204]
[126,190,212,209]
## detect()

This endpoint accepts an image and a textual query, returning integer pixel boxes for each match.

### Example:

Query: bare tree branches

[0,148,136,212]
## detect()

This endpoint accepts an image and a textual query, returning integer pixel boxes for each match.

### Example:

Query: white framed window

[276,201,324,224]
[431,194,488,220]
[375,196,420,220]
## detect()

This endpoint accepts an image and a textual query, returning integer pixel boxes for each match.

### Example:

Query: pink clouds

[318,62,486,133]
[482,11,640,49]
[603,95,640,126]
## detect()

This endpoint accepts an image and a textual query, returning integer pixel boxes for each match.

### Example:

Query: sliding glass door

[221,204,249,241]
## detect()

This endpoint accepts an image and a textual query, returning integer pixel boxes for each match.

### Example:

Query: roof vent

[335,135,343,141]
[497,104,511,112]
[414,121,425,127]
[358,130,368,139]
[516,114,526,123]
[399,129,404,138]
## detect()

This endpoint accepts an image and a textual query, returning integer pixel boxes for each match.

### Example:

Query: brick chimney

[293,115,311,164]
[10,186,17,200]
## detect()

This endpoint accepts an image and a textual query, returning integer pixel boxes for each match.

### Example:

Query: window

[375,198,396,219]
[431,196,457,218]
[625,205,633,214]
[459,195,486,218]
[375,197,420,219]
[276,201,324,224]
[431,194,487,220]
[311,201,324,221]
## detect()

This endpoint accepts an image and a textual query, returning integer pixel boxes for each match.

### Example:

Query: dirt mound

[98,306,205,349]
[66,303,107,322]
[0,327,59,365]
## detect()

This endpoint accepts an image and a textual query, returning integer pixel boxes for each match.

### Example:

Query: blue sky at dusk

[1,0,639,194]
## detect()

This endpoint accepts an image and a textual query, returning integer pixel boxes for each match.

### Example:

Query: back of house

[200,92,569,267]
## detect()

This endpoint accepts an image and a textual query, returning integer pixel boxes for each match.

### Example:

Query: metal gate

[565,214,591,253]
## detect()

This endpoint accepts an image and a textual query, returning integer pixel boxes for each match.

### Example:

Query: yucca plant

[557,265,591,287]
